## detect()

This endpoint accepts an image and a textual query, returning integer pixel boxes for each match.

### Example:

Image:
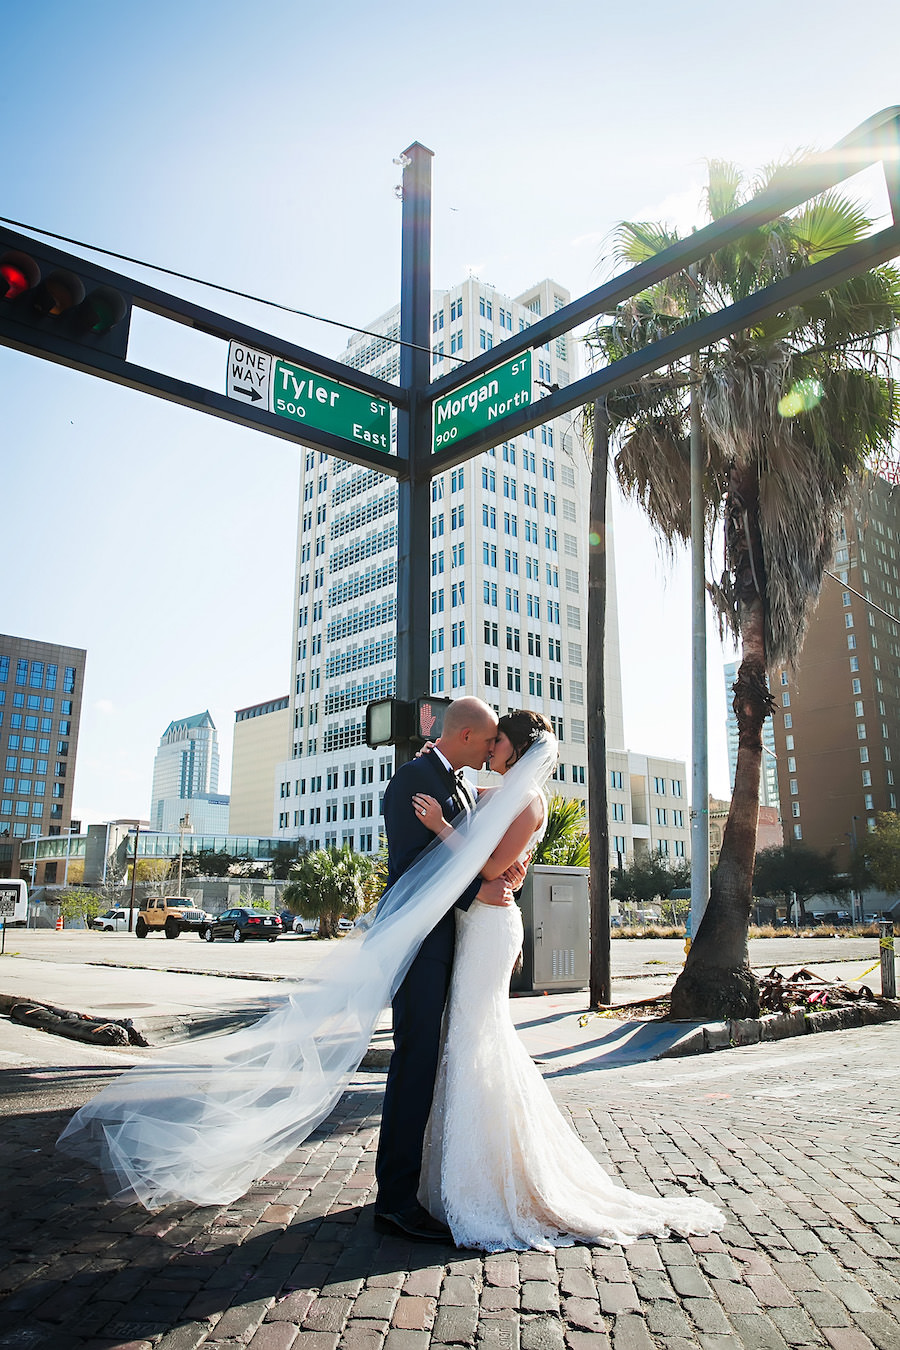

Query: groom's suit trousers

[374,754,478,1216]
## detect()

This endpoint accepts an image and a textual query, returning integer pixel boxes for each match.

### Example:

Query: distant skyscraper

[724,660,781,813]
[0,633,86,884]
[150,711,228,833]
[771,474,900,866]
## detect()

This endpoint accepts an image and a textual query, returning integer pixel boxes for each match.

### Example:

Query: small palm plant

[282,846,378,938]
[531,795,590,868]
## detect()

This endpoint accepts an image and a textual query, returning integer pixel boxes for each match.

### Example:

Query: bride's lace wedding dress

[419,898,725,1253]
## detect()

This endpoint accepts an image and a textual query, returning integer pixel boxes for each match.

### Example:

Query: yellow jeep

[134,896,209,939]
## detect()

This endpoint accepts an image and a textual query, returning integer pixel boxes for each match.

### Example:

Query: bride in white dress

[413,710,724,1253]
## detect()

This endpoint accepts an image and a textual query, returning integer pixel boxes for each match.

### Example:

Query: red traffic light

[0,251,40,301]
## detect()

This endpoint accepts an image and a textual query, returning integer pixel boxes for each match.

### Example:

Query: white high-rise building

[271,277,637,854]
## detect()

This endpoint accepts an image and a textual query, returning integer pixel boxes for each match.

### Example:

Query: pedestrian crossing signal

[415,697,451,741]
[365,697,454,747]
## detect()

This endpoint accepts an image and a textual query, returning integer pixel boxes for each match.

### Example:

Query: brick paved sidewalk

[2,1023,899,1350]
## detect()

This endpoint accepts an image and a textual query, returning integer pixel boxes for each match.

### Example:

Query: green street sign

[432,351,532,452]
[227,342,391,450]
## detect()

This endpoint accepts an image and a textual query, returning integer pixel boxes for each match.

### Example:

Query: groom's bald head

[437,697,498,771]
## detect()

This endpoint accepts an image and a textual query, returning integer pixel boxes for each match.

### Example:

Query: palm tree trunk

[671,466,772,1020]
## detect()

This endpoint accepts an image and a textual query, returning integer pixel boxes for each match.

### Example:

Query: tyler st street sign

[228,342,392,450]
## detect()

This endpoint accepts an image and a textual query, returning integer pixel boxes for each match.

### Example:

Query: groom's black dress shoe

[373,1206,453,1243]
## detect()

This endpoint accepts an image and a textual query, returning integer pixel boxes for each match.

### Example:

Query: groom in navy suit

[374,696,515,1242]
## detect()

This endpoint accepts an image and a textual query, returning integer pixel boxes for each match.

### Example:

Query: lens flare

[778,378,824,418]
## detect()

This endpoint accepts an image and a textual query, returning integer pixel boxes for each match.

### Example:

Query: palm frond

[790,190,873,261]
[704,160,745,221]
[611,221,682,265]
[532,796,590,867]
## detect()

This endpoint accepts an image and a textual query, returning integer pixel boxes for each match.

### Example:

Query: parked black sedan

[200,909,283,943]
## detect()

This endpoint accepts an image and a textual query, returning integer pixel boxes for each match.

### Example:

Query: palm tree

[532,795,591,867]
[282,846,377,938]
[589,160,900,1019]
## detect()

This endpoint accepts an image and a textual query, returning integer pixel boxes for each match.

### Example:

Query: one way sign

[228,343,273,406]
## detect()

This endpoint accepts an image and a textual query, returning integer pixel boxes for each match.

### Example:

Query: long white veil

[57,734,558,1210]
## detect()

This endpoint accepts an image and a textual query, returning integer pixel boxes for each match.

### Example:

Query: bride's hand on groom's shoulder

[413,740,436,758]
[412,793,447,835]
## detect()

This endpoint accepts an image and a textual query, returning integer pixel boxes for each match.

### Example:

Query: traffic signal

[0,229,131,365]
[365,697,453,747]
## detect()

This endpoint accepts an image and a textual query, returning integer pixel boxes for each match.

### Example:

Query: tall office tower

[0,634,86,883]
[724,659,781,811]
[272,277,629,851]
[150,710,228,833]
[770,474,900,866]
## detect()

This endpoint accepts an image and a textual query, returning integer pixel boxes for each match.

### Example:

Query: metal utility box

[511,864,589,993]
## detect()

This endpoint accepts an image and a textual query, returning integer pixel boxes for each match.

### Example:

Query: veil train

[57,735,558,1210]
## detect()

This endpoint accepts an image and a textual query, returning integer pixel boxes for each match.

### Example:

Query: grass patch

[611,923,885,940]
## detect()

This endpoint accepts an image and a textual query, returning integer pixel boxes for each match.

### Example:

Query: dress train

[420,900,725,1252]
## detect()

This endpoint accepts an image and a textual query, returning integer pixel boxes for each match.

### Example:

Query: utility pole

[128,823,140,932]
[394,143,434,769]
[588,400,611,1006]
[689,280,710,947]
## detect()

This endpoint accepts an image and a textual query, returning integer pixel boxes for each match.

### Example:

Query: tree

[753,844,843,901]
[589,161,900,1018]
[282,847,377,938]
[136,858,175,893]
[864,812,900,893]
[532,795,591,867]
[612,855,690,922]
[195,848,235,878]
[271,840,307,880]
[58,888,104,927]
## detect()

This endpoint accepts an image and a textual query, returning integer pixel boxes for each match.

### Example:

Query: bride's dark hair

[496,710,553,770]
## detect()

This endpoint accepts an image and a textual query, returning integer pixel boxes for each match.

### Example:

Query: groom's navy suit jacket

[375,751,480,1214]
[379,751,479,958]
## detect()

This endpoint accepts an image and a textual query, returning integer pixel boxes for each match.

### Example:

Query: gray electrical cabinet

[511,864,590,993]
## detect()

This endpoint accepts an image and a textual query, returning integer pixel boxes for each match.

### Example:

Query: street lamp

[176,813,193,897]
[849,815,862,928]
[128,823,141,932]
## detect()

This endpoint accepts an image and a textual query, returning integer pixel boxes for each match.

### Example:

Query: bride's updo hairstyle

[496,710,554,770]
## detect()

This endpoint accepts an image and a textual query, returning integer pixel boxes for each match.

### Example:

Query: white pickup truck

[92,908,141,932]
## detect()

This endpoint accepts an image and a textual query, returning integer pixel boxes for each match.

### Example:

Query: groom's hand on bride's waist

[502,859,528,890]
[476,876,515,906]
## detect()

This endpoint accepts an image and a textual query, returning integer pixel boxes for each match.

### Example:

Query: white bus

[0,879,28,927]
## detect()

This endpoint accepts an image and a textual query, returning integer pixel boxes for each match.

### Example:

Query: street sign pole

[395,143,434,769]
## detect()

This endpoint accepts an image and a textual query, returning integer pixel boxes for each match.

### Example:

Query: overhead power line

[0,214,465,363]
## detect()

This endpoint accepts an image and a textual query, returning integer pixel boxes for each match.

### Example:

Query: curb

[659,998,900,1057]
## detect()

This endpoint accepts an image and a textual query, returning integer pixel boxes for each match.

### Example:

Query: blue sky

[3,0,898,824]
